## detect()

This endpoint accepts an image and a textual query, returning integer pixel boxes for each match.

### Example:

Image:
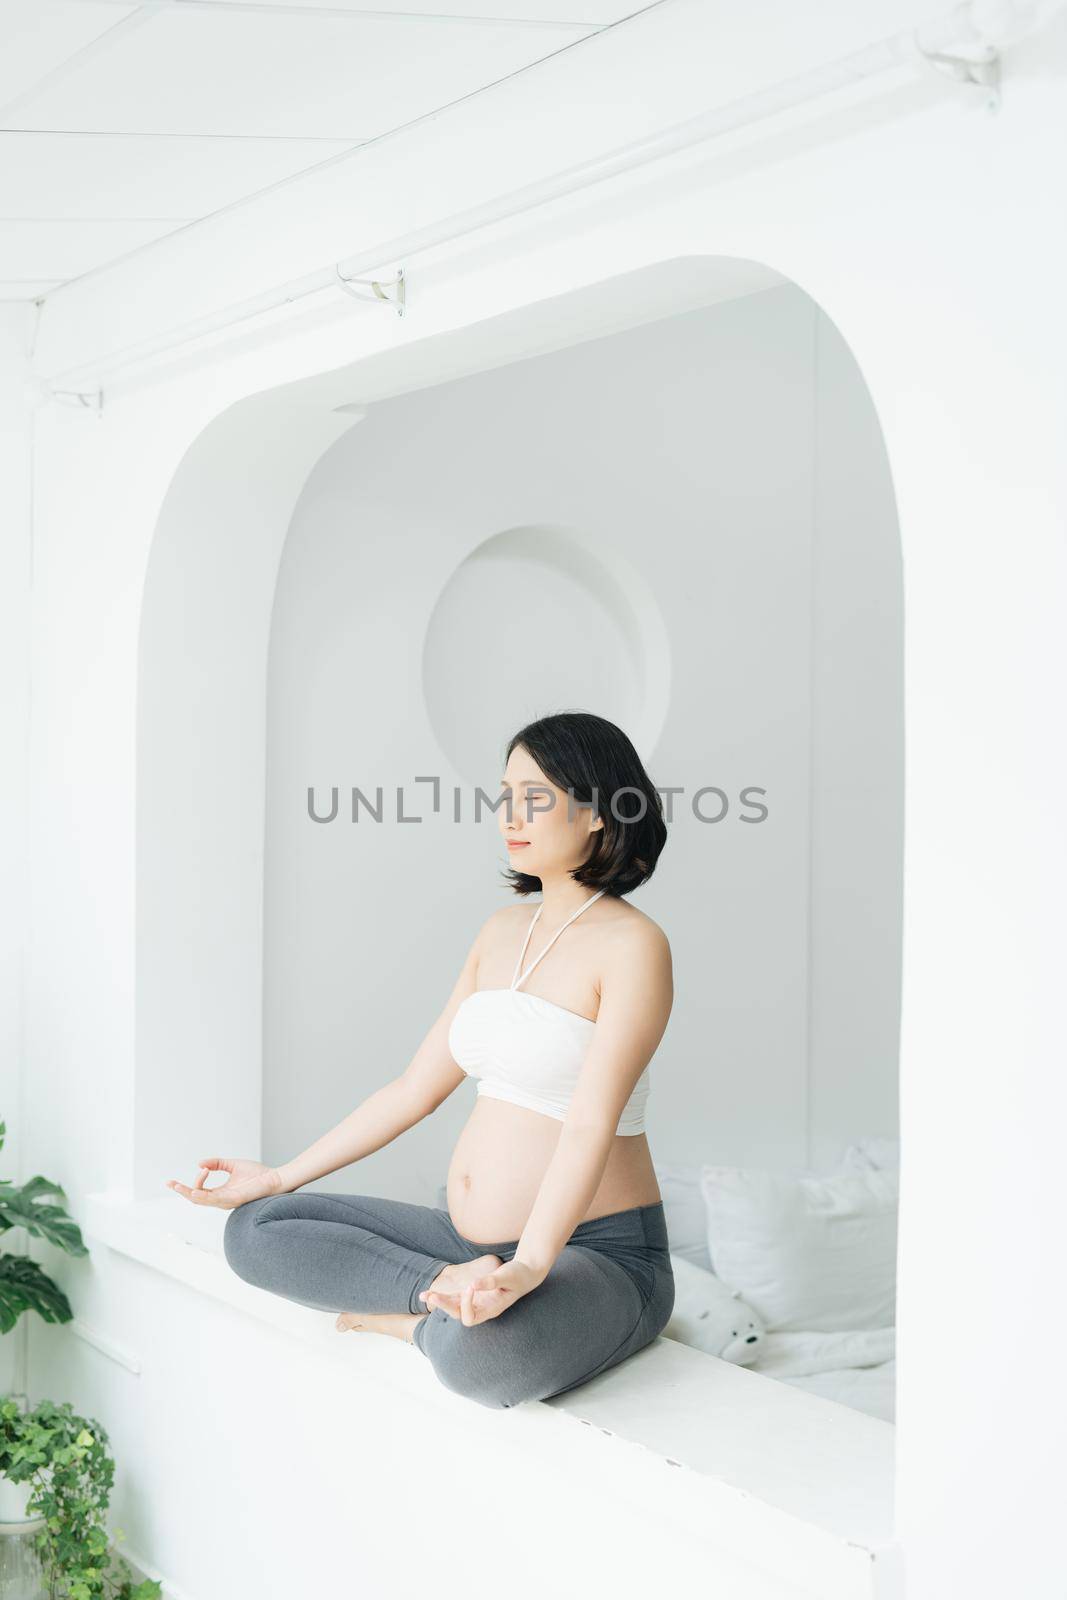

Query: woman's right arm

[166,917,491,1206]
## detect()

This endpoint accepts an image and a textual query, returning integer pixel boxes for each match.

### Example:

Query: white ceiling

[0,0,658,301]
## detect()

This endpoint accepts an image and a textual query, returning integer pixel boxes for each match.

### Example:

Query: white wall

[810,305,903,1166]
[18,5,1067,1596]
[261,282,901,1200]
[0,305,33,1397]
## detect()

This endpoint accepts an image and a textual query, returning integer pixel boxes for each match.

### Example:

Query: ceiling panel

[178,0,633,16]
[0,0,140,107]
[0,0,657,299]
[2,7,594,140]
[0,131,362,219]
[0,278,63,300]
[0,217,193,280]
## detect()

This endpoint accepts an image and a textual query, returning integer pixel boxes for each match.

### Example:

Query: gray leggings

[223,1191,675,1410]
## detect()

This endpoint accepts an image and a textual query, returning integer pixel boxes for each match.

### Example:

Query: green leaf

[0,1252,74,1332]
[0,1174,89,1254]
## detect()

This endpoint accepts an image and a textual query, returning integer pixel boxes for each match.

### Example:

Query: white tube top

[447,889,651,1137]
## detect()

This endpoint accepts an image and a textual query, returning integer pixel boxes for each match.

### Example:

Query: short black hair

[500,710,667,898]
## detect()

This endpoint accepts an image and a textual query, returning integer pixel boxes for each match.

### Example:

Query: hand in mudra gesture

[165,1157,284,1209]
[421,1257,545,1326]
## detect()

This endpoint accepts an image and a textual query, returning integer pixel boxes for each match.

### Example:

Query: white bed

[664,1283,897,1423]
[656,1139,899,1424]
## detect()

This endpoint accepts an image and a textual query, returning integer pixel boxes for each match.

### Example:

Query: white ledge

[82,1192,900,1600]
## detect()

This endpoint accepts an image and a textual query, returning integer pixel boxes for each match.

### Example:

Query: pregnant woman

[166,710,675,1409]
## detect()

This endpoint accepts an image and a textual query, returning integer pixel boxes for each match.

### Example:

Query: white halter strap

[510,889,607,992]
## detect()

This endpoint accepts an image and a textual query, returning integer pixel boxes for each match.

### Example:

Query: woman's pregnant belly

[445,1095,661,1244]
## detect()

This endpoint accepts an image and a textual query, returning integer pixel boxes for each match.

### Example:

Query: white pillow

[654,1162,713,1271]
[699,1164,898,1332]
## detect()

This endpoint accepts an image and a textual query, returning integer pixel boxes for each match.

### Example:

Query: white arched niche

[135,258,901,1266]
[422,524,671,785]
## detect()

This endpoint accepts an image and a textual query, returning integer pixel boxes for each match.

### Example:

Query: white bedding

[748,1327,896,1424]
[656,1142,900,1425]
[663,1253,897,1424]
[779,1359,896,1423]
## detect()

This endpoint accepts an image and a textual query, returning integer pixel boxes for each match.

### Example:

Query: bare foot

[335,1310,426,1344]
[333,1255,503,1340]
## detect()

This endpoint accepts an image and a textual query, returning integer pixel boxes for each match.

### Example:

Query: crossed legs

[223,1190,663,1410]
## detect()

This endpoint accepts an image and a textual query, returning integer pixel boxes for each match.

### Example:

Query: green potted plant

[0,1119,160,1596]
[0,1115,88,1328]
[0,1397,161,1599]
[0,1114,87,1527]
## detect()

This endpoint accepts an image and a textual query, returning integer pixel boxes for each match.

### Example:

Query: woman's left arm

[513,919,673,1283]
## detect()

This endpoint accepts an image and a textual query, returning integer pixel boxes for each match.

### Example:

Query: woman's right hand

[165,1157,287,1209]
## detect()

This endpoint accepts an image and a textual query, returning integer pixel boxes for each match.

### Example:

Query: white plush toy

[661,1254,767,1365]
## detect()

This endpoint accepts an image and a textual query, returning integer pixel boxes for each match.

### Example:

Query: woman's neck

[534,879,602,929]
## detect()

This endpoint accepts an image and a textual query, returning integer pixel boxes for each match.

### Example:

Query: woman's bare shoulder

[602,901,672,1012]
[485,900,536,927]
[607,896,670,947]
[471,900,532,948]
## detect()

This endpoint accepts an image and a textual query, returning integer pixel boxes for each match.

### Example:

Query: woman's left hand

[423,1258,546,1326]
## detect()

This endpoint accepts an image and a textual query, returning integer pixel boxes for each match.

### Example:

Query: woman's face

[499,746,602,878]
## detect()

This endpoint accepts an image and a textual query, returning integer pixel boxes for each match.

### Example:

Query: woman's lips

[506,841,531,850]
